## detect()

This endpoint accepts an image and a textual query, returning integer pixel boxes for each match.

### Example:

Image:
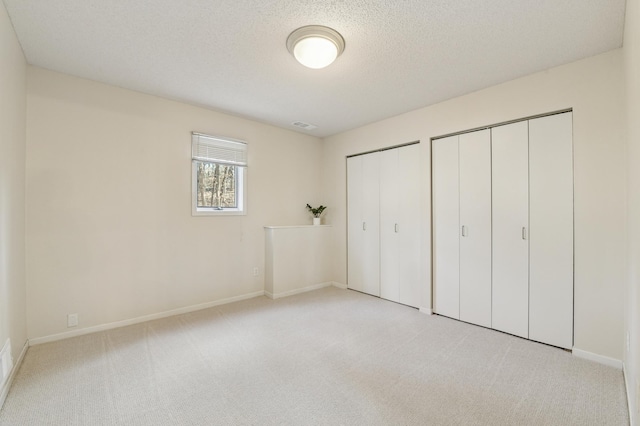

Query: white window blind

[192,133,248,166]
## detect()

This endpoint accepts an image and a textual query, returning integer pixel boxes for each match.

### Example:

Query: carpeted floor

[0,287,629,425]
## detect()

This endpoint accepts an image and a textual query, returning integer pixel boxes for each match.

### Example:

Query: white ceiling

[3,0,626,137]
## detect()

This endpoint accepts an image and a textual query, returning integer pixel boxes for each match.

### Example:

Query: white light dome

[287,26,345,69]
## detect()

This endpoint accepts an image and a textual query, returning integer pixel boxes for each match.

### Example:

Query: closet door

[347,156,365,293]
[491,122,529,338]
[528,112,573,349]
[361,153,381,296]
[380,148,401,303]
[380,144,421,307]
[347,153,380,296]
[397,144,421,307]
[459,130,492,327]
[432,136,460,319]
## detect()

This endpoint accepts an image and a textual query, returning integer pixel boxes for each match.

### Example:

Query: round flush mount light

[286,25,345,69]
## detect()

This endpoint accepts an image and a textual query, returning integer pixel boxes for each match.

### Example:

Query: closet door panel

[347,156,365,293]
[459,129,492,328]
[432,136,460,319]
[380,148,400,303]
[361,152,381,297]
[491,122,529,338]
[529,112,574,349]
[398,144,421,307]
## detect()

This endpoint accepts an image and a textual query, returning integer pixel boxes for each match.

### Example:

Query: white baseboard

[0,339,28,410]
[331,281,348,289]
[623,363,635,426]
[572,347,623,369]
[29,290,265,346]
[265,282,336,299]
[419,307,433,315]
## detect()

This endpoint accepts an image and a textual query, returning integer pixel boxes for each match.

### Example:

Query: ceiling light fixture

[286,25,345,69]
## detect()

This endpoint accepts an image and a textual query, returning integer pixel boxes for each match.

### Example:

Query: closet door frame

[430,109,574,350]
[347,142,421,302]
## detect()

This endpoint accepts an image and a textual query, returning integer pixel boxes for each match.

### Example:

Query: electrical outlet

[67,313,78,328]
[253,267,259,276]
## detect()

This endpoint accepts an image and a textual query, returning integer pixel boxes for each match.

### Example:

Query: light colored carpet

[0,287,629,425]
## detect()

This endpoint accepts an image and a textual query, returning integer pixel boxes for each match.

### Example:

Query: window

[192,132,247,215]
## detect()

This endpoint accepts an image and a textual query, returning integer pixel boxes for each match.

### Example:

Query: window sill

[192,208,246,216]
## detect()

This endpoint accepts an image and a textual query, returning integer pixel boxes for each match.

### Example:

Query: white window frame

[191,132,247,216]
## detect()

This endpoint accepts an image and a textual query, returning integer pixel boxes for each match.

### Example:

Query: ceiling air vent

[291,121,317,130]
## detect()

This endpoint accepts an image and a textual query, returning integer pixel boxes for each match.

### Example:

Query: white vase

[313,217,321,226]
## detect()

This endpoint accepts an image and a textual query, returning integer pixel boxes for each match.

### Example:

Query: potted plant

[306,204,327,225]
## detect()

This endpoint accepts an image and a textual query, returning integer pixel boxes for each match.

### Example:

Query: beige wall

[0,4,27,362]
[11,3,634,391]
[624,0,640,422]
[26,67,324,340]
[323,49,627,361]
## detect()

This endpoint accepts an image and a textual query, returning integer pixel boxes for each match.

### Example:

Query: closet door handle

[395,223,399,233]
[522,227,527,240]
[363,222,366,231]
[461,225,467,237]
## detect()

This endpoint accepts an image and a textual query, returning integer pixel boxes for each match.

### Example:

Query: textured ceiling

[3,0,626,137]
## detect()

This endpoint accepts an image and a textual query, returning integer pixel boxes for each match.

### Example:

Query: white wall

[264,226,333,298]
[323,49,627,361]
[0,2,27,364]
[624,0,640,422]
[26,67,324,340]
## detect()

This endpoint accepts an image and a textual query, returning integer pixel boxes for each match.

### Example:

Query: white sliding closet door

[432,136,460,319]
[380,148,400,303]
[459,130,492,327]
[528,112,574,349]
[347,153,381,296]
[397,144,421,307]
[491,122,529,338]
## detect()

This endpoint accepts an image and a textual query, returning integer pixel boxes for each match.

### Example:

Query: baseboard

[572,347,623,369]
[0,339,28,410]
[623,363,635,426]
[419,307,433,315]
[331,281,348,289]
[265,282,337,299]
[29,290,265,345]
